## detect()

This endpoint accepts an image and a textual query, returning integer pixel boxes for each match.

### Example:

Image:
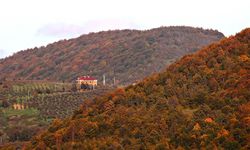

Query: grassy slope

[0,81,111,147]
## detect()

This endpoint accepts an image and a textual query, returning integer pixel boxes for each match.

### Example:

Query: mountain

[17,28,250,150]
[0,26,224,85]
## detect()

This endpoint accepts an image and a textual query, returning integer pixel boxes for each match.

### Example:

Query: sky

[0,0,250,58]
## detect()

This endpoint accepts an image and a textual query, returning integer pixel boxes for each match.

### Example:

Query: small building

[77,76,97,90]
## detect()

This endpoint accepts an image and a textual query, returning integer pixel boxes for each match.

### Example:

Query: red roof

[78,76,97,80]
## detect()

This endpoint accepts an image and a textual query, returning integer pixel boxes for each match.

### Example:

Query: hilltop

[0,26,224,85]
[19,28,250,149]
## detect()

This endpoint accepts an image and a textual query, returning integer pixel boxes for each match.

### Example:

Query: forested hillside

[19,29,250,149]
[0,80,112,147]
[0,26,224,85]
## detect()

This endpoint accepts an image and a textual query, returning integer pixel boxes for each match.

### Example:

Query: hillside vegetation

[0,26,224,85]
[19,28,250,149]
[0,81,111,146]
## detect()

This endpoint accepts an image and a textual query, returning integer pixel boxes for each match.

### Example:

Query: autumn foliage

[17,28,250,149]
[0,26,223,85]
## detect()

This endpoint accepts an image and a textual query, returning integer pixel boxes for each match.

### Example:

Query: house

[77,76,97,90]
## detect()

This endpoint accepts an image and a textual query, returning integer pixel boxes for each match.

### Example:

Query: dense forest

[11,28,248,149]
[0,26,224,85]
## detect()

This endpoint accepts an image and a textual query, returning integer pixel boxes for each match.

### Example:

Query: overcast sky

[0,0,249,58]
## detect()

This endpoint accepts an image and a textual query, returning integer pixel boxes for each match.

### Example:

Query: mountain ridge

[0,26,224,85]
[20,28,250,149]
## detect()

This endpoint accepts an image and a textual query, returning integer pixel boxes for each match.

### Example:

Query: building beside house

[77,76,97,90]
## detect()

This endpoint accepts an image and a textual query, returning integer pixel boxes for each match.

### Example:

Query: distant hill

[0,26,224,85]
[21,28,249,149]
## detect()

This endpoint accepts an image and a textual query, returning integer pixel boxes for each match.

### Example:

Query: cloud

[36,23,85,37]
[36,19,139,38]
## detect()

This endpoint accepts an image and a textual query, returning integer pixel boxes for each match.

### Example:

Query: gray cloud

[36,19,139,38]
[36,23,85,37]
